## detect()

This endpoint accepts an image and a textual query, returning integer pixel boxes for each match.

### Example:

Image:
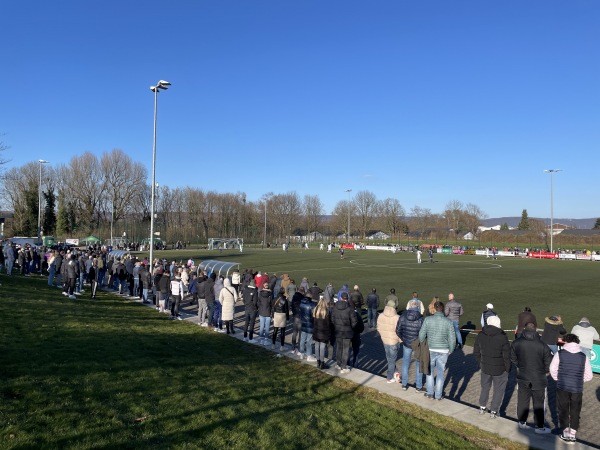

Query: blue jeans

[401,344,422,388]
[383,343,399,381]
[259,315,271,340]
[452,320,462,346]
[426,351,449,399]
[300,331,313,357]
[48,265,56,286]
[367,307,378,327]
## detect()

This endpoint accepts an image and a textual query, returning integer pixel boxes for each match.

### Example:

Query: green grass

[0,274,525,449]
[158,247,598,331]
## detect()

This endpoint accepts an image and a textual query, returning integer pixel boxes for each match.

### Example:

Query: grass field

[0,274,526,450]
[155,247,599,334]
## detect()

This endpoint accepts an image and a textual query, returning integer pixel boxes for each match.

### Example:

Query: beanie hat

[486,303,494,309]
[487,316,501,328]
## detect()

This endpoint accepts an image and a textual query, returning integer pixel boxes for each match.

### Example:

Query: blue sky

[1,1,598,219]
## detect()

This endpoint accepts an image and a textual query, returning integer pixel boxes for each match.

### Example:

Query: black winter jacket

[396,308,424,347]
[257,289,273,317]
[541,317,567,346]
[473,325,511,376]
[290,292,304,316]
[313,313,331,343]
[510,329,552,389]
[242,285,259,312]
[349,290,364,310]
[366,292,380,309]
[331,300,358,339]
[204,278,215,303]
[299,298,316,333]
[272,296,289,320]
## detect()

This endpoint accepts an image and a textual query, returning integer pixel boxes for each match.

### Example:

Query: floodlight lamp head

[158,80,171,87]
[150,86,158,92]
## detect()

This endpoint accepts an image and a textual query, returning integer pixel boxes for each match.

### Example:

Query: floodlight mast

[149,80,171,276]
[544,169,562,253]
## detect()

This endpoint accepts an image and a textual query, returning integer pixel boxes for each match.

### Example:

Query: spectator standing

[349,285,364,312]
[444,293,464,348]
[139,263,151,304]
[571,317,599,359]
[89,258,98,299]
[366,288,380,328]
[541,315,567,354]
[308,282,323,304]
[331,292,358,374]
[323,282,335,303]
[418,301,456,400]
[407,291,425,315]
[312,297,331,369]
[550,333,593,444]
[510,322,552,434]
[289,288,305,354]
[299,293,317,361]
[242,280,259,342]
[204,274,216,329]
[473,315,510,419]
[377,302,401,383]
[286,278,297,301]
[170,272,185,320]
[219,278,237,333]
[480,303,497,328]
[348,307,364,368]
[257,283,273,344]
[271,288,289,351]
[396,299,425,391]
[515,306,537,339]
[385,289,399,311]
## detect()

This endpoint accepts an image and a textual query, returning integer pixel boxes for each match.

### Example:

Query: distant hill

[481,217,597,229]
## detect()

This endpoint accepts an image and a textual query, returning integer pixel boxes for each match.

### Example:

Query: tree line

[0,149,489,244]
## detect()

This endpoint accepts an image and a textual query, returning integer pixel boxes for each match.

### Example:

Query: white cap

[486,303,494,309]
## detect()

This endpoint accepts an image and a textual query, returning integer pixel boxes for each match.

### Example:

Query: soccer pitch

[159,247,599,334]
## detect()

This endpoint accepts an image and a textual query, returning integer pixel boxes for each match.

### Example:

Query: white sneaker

[213,328,218,332]
[518,422,529,430]
[218,329,226,333]
[201,323,208,327]
[340,368,350,374]
[534,427,551,434]
[243,337,248,342]
[74,292,82,296]
[306,356,317,362]
[249,339,258,344]
[279,346,284,352]
[68,295,76,299]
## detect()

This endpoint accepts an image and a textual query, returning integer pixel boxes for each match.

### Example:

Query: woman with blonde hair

[428,296,439,316]
[312,297,331,369]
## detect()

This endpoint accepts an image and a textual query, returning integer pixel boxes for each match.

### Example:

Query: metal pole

[149,88,158,273]
[345,189,352,243]
[37,160,48,244]
[544,169,561,253]
[263,199,267,249]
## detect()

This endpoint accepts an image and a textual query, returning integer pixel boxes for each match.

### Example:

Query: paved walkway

[129,293,599,449]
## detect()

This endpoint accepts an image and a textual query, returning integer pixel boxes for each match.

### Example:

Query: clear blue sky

[2,1,598,219]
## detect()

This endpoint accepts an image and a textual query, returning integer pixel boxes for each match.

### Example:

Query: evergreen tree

[594,218,600,230]
[500,223,509,230]
[42,190,57,236]
[56,200,70,236]
[517,209,530,230]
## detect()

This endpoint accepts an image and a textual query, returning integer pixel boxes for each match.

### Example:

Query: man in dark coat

[331,292,358,373]
[242,280,259,342]
[289,287,305,355]
[473,315,510,418]
[510,322,552,433]
[299,294,317,361]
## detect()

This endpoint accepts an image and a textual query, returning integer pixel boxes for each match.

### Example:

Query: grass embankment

[0,274,524,449]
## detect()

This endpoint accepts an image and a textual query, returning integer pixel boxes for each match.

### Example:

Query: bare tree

[331,200,351,240]
[100,149,148,226]
[354,190,377,238]
[303,194,324,238]
[269,192,301,240]
[378,198,406,240]
[60,152,104,233]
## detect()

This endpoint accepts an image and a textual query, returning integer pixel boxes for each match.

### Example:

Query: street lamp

[263,194,272,249]
[149,80,171,273]
[345,189,352,243]
[37,159,49,244]
[544,169,562,253]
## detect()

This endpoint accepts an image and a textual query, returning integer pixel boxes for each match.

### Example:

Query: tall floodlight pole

[149,80,171,274]
[544,169,561,253]
[37,160,49,244]
[345,189,352,243]
[263,199,267,249]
